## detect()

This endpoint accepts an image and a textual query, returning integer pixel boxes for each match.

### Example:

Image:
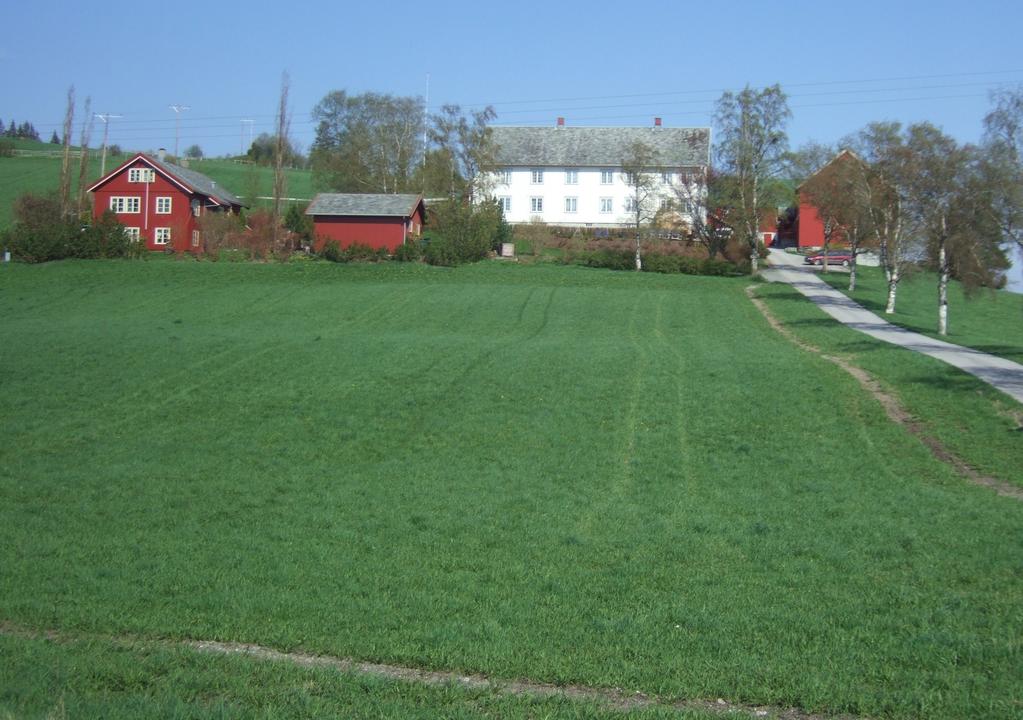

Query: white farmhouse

[487,121,710,228]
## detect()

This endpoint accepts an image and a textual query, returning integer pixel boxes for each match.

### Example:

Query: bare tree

[671,167,733,258]
[75,96,93,216]
[58,86,75,218]
[713,84,791,273]
[271,71,291,256]
[619,140,661,270]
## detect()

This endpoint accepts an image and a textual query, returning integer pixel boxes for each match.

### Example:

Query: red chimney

[654,117,662,127]
[557,117,565,127]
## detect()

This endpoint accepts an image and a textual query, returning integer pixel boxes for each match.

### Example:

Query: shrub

[422,235,458,267]
[0,140,14,158]
[321,240,344,263]
[427,198,505,265]
[393,240,421,262]
[3,194,130,262]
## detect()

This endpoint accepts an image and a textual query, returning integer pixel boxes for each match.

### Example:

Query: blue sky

[3,0,1021,158]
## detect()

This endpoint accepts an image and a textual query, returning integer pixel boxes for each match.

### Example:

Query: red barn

[307,193,425,253]
[87,152,243,253]
[796,149,863,249]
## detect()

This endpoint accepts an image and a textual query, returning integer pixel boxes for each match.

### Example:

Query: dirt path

[0,622,853,720]
[747,286,1023,501]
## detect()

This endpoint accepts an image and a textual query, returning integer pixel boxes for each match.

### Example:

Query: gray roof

[305,193,423,217]
[491,126,710,168]
[148,155,243,207]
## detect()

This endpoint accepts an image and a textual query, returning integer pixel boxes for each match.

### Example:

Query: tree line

[1,118,41,141]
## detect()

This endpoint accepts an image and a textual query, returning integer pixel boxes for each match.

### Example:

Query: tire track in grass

[0,622,848,720]
[747,286,1023,501]
[650,290,694,487]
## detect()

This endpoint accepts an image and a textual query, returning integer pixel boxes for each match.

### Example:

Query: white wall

[488,167,700,227]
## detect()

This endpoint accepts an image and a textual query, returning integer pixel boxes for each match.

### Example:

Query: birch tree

[429,104,497,203]
[620,140,661,270]
[311,91,426,194]
[847,122,911,314]
[271,71,290,255]
[982,87,1023,253]
[713,84,791,273]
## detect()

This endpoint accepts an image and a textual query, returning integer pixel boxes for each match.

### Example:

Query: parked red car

[804,251,854,267]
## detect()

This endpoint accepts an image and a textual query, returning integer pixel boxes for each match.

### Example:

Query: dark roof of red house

[306,193,423,218]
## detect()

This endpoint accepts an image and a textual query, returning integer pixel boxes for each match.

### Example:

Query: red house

[796,149,863,249]
[88,152,243,253]
[307,193,425,253]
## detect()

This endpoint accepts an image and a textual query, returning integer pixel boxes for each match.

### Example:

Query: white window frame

[124,227,140,242]
[128,168,155,183]
[625,197,638,213]
[564,169,578,185]
[498,196,511,213]
[662,171,674,184]
[498,169,512,185]
[600,170,614,185]
[564,197,577,213]
[530,196,544,213]
[623,172,637,186]
[110,196,141,214]
[154,227,171,245]
[155,196,172,214]
[530,169,544,184]
[599,197,613,214]
[191,230,200,247]
[660,198,674,211]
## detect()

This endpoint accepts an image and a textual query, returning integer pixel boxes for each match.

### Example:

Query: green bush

[3,195,130,262]
[422,235,458,267]
[321,240,344,263]
[577,248,634,271]
[569,247,741,277]
[0,140,14,158]
[393,241,421,262]
[426,198,505,265]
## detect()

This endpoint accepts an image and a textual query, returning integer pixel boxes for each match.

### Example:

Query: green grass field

[0,144,314,229]
[1,260,1021,719]
[818,264,1023,362]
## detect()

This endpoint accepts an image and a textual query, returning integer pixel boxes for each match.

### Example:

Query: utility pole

[94,113,122,176]
[169,104,190,160]
[240,119,253,157]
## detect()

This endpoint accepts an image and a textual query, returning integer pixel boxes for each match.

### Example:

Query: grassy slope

[0,150,313,229]
[819,264,1023,362]
[0,261,1021,719]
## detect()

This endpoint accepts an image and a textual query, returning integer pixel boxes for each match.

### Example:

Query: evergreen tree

[50,130,60,144]
[6,120,15,137]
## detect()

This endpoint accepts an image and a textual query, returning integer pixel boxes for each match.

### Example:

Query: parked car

[804,251,854,267]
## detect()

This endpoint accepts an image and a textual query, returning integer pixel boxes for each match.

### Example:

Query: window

[660,198,674,211]
[564,197,577,213]
[531,169,544,184]
[599,197,613,214]
[600,170,614,185]
[191,230,201,247]
[128,168,155,183]
[191,199,201,217]
[154,227,171,245]
[109,196,140,213]
[530,197,544,213]
[564,169,578,184]
[625,197,638,213]
[623,172,637,186]
[497,169,512,184]
[124,227,140,242]
[498,196,512,213]
[156,196,172,214]
[662,171,674,184]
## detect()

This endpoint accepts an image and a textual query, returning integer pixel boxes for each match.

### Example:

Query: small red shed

[306,193,425,253]
[87,152,243,253]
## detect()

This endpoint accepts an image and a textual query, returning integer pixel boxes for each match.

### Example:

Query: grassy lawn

[817,264,1023,362]
[1,260,1021,719]
[0,151,313,229]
